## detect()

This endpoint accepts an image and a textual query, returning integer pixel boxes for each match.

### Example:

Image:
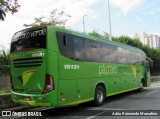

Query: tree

[88,30,110,39]
[88,30,102,38]
[0,47,10,75]
[112,36,143,48]
[24,9,71,27]
[103,32,110,39]
[112,36,130,44]
[0,0,20,20]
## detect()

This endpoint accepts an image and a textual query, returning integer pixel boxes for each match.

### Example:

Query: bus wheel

[93,85,106,106]
[138,81,144,92]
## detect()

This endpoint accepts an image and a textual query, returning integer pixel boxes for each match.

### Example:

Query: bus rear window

[11,27,47,52]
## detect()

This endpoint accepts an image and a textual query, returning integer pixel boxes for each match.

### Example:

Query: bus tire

[93,85,106,106]
[138,80,144,92]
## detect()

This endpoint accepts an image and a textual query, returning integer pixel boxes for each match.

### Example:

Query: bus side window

[136,53,143,65]
[56,32,75,59]
[102,43,118,63]
[74,37,85,61]
[63,35,67,46]
[85,40,99,62]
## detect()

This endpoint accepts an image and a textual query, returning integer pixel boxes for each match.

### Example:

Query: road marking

[85,110,106,119]
[146,90,159,95]
[96,107,126,110]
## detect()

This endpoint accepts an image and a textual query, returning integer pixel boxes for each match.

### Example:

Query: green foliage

[24,9,71,27]
[88,30,110,39]
[0,49,10,74]
[103,32,110,39]
[0,0,20,21]
[142,47,160,72]
[88,30,102,38]
[0,90,10,94]
[112,36,143,48]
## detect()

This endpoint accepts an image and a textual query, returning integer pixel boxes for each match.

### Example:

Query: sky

[0,0,160,49]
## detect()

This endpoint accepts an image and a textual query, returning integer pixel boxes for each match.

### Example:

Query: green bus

[10,26,151,107]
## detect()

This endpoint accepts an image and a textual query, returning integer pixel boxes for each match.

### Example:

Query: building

[134,32,160,49]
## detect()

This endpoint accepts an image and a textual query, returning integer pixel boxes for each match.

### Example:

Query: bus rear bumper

[11,91,52,107]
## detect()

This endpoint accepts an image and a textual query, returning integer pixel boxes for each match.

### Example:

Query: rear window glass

[11,27,47,52]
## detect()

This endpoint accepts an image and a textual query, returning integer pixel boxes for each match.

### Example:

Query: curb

[0,94,19,110]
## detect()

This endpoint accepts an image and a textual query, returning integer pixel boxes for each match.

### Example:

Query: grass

[0,90,11,95]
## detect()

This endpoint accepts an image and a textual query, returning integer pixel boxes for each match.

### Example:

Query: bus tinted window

[85,40,100,62]
[56,32,144,65]
[74,37,85,61]
[127,51,136,64]
[11,28,46,52]
[102,43,118,63]
[117,47,127,64]
[136,53,143,65]
[56,32,75,59]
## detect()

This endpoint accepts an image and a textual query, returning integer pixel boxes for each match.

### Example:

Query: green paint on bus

[10,26,151,107]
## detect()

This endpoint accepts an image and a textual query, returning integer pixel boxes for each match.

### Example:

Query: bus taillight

[10,75,14,91]
[42,74,55,94]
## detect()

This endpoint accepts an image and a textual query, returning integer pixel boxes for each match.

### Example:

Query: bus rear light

[42,98,46,100]
[42,74,55,94]
[44,25,48,28]
[10,75,14,91]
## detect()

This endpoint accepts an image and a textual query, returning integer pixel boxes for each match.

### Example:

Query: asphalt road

[1,81,160,119]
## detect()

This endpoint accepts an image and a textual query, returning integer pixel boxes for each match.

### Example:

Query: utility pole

[107,0,112,40]
[83,15,87,33]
